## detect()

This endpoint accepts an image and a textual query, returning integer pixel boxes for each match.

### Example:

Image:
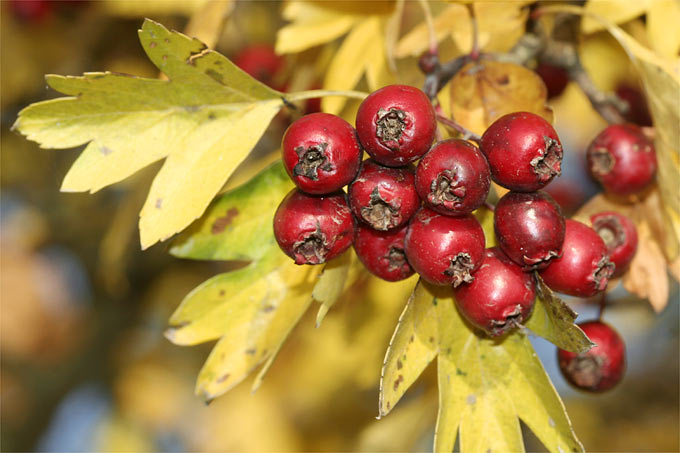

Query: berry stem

[285,89,369,103]
[467,4,480,60]
[436,114,482,144]
[417,0,438,54]
[597,291,607,320]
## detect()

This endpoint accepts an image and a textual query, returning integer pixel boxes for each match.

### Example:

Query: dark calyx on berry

[443,253,475,286]
[376,108,407,147]
[430,170,466,206]
[293,222,329,264]
[361,187,400,230]
[354,224,414,281]
[590,211,638,278]
[293,143,332,180]
[531,135,563,180]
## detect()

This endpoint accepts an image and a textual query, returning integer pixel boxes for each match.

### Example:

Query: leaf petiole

[285,89,369,103]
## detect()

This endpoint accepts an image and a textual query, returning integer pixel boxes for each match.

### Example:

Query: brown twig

[436,114,482,143]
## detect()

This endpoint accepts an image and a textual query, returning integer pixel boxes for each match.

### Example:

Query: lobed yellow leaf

[395,4,467,58]
[647,0,680,58]
[453,2,532,54]
[581,0,649,34]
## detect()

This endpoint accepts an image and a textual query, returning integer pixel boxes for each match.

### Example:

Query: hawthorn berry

[616,84,652,127]
[234,44,284,88]
[535,62,569,99]
[558,320,626,392]
[356,85,436,167]
[454,247,535,337]
[480,112,563,191]
[273,189,354,265]
[590,211,638,278]
[586,124,657,197]
[404,208,486,286]
[539,219,615,297]
[494,191,565,270]
[282,113,362,195]
[354,224,414,281]
[415,139,490,216]
[348,159,419,231]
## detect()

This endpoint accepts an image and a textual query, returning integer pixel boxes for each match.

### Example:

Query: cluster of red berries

[273,83,653,392]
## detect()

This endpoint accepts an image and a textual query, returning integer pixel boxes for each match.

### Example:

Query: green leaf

[379,279,436,417]
[170,161,293,262]
[526,276,595,353]
[165,248,322,400]
[13,19,284,249]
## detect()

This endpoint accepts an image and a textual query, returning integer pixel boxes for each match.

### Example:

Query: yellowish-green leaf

[170,161,292,262]
[429,282,584,453]
[166,248,321,400]
[526,276,595,353]
[449,60,553,136]
[322,17,382,115]
[379,279,437,417]
[13,19,284,249]
[313,250,357,327]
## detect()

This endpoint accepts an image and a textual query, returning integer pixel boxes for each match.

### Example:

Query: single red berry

[586,124,657,197]
[404,208,486,286]
[590,211,638,278]
[615,84,652,127]
[454,247,535,337]
[354,224,414,281]
[356,85,436,167]
[234,44,284,88]
[539,219,615,297]
[348,159,419,230]
[415,139,491,216]
[282,113,363,195]
[494,191,565,270]
[9,0,51,22]
[558,320,626,392]
[535,62,569,99]
[273,189,354,265]
[480,112,563,191]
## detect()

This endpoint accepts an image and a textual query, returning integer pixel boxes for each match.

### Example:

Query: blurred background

[1,1,678,451]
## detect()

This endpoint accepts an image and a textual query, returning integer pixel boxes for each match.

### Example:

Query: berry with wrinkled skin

[454,247,535,337]
[273,189,354,265]
[356,85,436,167]
[348,159,419,230]
[558,320,626,392]
[539,219,615,297]
[282,113,363,195]
[480,112,563,191]
[586,124,657,197]
[404,208,486,286]
[415,139,491,216]
[354,224,414,281]
[590,211,638,278]
[494,191,565,270]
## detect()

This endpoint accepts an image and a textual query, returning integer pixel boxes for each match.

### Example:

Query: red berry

[354,224,414,281]
[535,62,569,99]
[273,189,354,265]
[9,0,51,22]
[494,191,565,270]
[539,219,615,297]
[590,211,638,278]
[356,85,436,167]
[586,124,657,197]
[234,44,284,88]
[282,113,362,195]
[415,139,491,216]
[454,247,535,337]
[558,320,626,392]
[404,208,486,286]
[348,159,419,230]
[480,112,563,191]
[615,84,652,127]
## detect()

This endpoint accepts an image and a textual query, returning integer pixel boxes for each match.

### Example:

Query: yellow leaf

[459,2,531,53]
[647,0,680,58]
[184,0,235,49]
[100,0,208,17]
[13,20,284,249]
[322,17,381,115]
[276,1,360,54]
[312,250,361,327]
[365,23,396,90]
[395,4,467,58]
[449,60,553,136]
[379,279,437,416]
[582,0,650,34]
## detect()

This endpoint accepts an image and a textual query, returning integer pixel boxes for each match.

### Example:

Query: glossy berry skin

[273,189,354,265]
[415,139,491,216]
[558,321,626,392]
[404,208,486,286]
[494,191,565,270]
[348,159,419,230]
[282,113,363,195]
[586,124,657,197]
[480,112,563,191]
[234,44,284,88]
[356,85,436,167]
[354,224,414,281]
[539,219,615,297]
[454,247,535,337]
[590,211,638,278]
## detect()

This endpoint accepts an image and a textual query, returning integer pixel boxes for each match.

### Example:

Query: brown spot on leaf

[149,41,157,48]
[217,373,230,383]
[219,289,226,296]
[155,198,163,209]
[245,348,257,355]
[211,208,239,234]
[397,360,403,370]
[409,334,414,343]
[393,374,404,391]
[206,68,225,85]
[100,146,113,156]
[386,401,391,410]
[262,304,275,313]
